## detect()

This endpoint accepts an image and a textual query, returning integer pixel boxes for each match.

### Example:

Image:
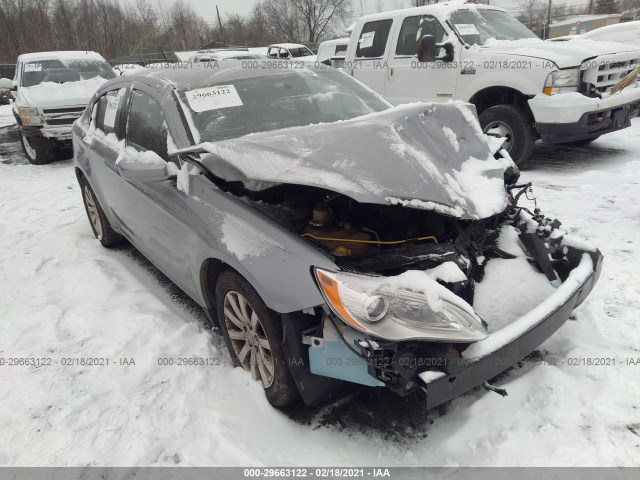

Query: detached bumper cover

[418,249,603,410]
[529,87,640,143]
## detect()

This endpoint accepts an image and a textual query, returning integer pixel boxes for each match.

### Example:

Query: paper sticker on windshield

[360,31,375,49]
[103,96,120,129]
[454,24,480,35]
[24,63,42,72]
[185,85,243,112]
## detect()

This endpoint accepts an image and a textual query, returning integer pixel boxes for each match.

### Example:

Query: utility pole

[216,5,225,43]
[588,0,594,14]
[546,0,552,39]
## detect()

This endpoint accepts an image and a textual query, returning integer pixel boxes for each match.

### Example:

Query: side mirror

[417,35,437,63]
[417,35,455,63]
[117,157,169,183]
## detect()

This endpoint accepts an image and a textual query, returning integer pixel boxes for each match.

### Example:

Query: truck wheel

[216,270,300,408]
[20,132,57,165]
[557,135,600,147]
[78,176,123,247]
[479,105,535,166]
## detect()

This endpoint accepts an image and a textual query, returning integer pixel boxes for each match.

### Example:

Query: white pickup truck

[340,1,640,164]
[11,51,116,164]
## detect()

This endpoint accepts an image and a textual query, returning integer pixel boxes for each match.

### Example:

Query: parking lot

[0,103,638,467]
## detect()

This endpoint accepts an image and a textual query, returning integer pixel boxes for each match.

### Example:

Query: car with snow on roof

[72,62,602,409]
[11,51,116,164]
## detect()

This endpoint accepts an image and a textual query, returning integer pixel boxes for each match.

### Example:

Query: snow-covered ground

[0,104,14,128]
[0,108,638,466]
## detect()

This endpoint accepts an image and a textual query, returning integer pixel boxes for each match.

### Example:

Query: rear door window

[126,89,168,159]
[356,20,393,58]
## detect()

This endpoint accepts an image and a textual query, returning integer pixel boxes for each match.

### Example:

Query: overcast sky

[174,0,595,26]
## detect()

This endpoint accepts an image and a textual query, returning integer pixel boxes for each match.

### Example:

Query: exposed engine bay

[244,180,573,302]
[238,180,588,398]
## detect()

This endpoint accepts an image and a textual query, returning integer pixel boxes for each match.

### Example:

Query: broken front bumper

[418,249,603,410]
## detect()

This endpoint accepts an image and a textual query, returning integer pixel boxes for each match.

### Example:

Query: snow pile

[0,104,14,128]
[385,196,464,218]
[442,126,459,152]
[473,226,558,333]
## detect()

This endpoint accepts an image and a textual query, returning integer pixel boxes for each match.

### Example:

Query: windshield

[21,59,116,87]
[178,69,391,143]
[449,8,539,45]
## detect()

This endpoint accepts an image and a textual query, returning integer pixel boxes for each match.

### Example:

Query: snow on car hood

[19,77,108,109]
[476,38,640,68]
[194,102,512,220]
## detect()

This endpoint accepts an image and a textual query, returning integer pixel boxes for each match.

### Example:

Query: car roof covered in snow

[17,51,106,63]
[124,61,320,92]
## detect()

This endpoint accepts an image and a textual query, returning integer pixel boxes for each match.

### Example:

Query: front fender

[188,178,335,314]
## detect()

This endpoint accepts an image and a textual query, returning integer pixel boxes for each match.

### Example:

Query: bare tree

[516,0,546,26]
[262,0,303,42]
[289,0,352,43]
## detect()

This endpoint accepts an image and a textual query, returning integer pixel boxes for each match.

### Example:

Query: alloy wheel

[83,186,103,240]
[223,290,275,388]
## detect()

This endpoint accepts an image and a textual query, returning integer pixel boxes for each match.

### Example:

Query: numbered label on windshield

[185,85,244,112]
[454,24,480,35]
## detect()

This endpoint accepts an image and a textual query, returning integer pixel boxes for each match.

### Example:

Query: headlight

[314,268,488,342]
[17,107,42,126]
[543,68,580,95]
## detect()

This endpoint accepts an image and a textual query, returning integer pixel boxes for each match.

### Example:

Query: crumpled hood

[476,38,640,68]
[19,77,107,109]
[195,102,513,220]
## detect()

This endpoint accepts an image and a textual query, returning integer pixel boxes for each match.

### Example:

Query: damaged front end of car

[185,102,603,407]
[292,187,602,406]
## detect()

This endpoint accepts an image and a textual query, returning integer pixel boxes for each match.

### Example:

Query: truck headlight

[17,107,42,126]
[313,268,488,342]
[543,69,580,95]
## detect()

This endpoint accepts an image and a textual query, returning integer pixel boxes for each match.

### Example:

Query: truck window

[126,89,168,159]
[356,20,393,59]
[396,15,446,56]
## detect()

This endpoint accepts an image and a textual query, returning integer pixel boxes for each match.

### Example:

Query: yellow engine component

[301,224,371,256]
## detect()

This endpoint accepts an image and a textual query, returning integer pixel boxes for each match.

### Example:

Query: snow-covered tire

[20,132,57,165]
[78,176,123,248]
[479,105,536,167]
[557,135,600,147]
[216,270,300,408]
